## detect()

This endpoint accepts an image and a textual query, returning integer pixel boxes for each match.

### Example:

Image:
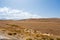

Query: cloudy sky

[0,0,60,19]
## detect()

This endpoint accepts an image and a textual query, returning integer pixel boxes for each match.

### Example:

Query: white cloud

[0,7,41,20]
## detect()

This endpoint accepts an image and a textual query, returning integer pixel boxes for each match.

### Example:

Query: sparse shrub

[49,38,54,40]
[13,33,17,35]
[6,24,9,25]
[36,34,40,37]
[2,30,5,31]
[11,24,19,27]
[56,38,60,40]
[6,24,19,27]
[26,38,32,40]
[8,33,12,35]
[8,32,17,36]
[42,38,47,40]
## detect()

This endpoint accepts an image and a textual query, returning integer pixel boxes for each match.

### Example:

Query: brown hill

[0,18,60,36]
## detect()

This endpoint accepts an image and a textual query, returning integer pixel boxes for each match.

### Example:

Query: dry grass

[0,18,60,36]
[0,18,60,40]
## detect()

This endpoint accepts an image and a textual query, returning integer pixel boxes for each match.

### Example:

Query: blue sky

[0,0,60,19]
